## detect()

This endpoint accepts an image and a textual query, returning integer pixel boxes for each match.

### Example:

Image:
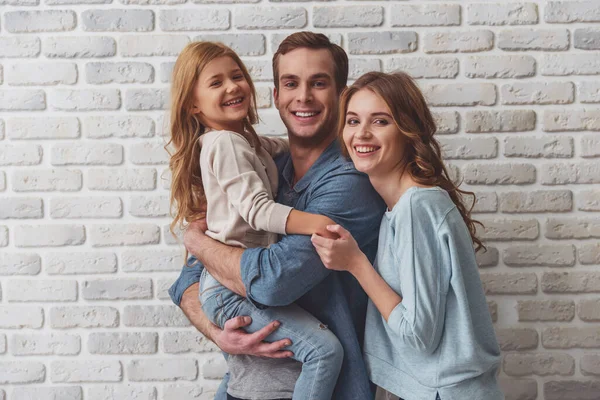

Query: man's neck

[289,136,336,185]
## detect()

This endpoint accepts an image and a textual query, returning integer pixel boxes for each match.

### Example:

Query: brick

[575,28,600,50]
[314,6,382,28]
[476,246,499,267]
[347,59,380,80]
[7,280,77,302]
[15,225,85,247]
[0,37,40,58]
[8,63,77,86]
[124,305,190,327]
[160,9,229,31]
[128,359,197,381]
[52,143,123,166]
[467,3,538,25]
[0,362,45,383]
[50,306,118,329]
[496,328,538,351]
[544,109,600,132]
[480,272,537,294]
[580,243,600,265]
[129,195,170,218]
[501,82,574,105]
[156,278,175,300]
[542,272,600,293]
[193,34,265,56]
[542,54,600,76]
[202,356,227,380]
[0,90,45,111]
[120,35,190,57]
[477,218,538,241]
[0,198,43,219]
[439,137,497,159]
[578,299,600,321]
[0,144,41,166]
[518,300,575,322]
[578,82,600,103]
[47,252,117,275]
[465,55,535,79]
[48,0,111,3]
[543,327,600,349]
[504,353,574,376]
[238,59,270,82]
[51,360,121,383]
[581,135,600,157]
[546,218,600,239]
[51,197,122,219]
[12,387,82,400]
[0,172,4,191]
[541,162,600,184]
[130,142,169,165]
[504,244,574,267]
[348,31,416,55]
[577,190,600,211]
[432,112,459,134]
[163,224,183,245]
[498,29,569,51]
[0,306,43,328]
[471,192,498,213]
[499,191,572,213]
[545,1,600,23]
[0,253,40,275]
[391,4,460,27]
[256,86,271,109]
[386,57,458,79]
[82,10,154,32]
[162,385,215,400]
[466,110,535,133]
[545,380,600,400]
[88,168,156,191]
[463,163,536,185]
[86,62,154,84]
[13,169,82,192]
[51,89,121,111]
[89,332,157,354]
[90,224,159,247]
[12,333,80,355]
[234,7,306,29]
[125,88,168,111]
[423,30,493,54]
[83,278,152,300]
[8,117,80,140]
[163,331,219,354]
[85,116,154,139]
[5,11,76,33]
[581,355,600,376]
[499,379,537,400]
[271,33,342,52]
[87,386,157,400]
[44,36,116,58]
[0,226,7,247]
[423,83,496,106]
[122,0,185,3]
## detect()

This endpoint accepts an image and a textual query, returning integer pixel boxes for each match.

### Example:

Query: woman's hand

[311,224,369,273]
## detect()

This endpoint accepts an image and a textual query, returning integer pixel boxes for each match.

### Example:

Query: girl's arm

[286,210,336,238]
[311,225,402,320]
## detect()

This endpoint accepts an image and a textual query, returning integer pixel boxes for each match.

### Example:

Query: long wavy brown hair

[166,41,261,241]
[338,71,485,251]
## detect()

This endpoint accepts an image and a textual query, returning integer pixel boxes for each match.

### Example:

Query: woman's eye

[374,119,388,126]
[346,118,359,125]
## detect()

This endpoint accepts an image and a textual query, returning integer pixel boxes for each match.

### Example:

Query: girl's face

[192,56,252,133]
[343,89,405,177]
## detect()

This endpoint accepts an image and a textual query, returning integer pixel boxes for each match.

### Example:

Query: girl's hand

[311,225,368,273]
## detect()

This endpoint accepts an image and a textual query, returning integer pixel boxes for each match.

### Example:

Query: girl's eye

[210,81,221,87]
[233,75,244,81]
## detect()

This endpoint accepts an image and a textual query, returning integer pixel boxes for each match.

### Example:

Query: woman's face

[192,56,252,133]
[342,89,405,177]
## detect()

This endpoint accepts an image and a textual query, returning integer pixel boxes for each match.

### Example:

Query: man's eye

[313,81,325,88]
[284,81,296,88]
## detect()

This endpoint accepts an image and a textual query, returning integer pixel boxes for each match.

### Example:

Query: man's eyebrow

[280,74,299,81]
[310,73,332,81]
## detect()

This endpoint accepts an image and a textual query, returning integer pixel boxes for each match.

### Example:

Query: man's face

[274,48,339,146]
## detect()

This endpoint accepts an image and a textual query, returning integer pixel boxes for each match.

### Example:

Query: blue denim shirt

[169,140,385,400]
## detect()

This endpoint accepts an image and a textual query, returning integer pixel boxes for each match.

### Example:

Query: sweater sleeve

[206,131,292,235]
[258,135,289,157]
[386,195,451,354]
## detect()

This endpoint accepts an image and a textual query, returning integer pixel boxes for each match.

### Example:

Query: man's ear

[273,87,279,110]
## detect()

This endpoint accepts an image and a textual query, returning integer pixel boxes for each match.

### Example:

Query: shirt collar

[282,139,341,193]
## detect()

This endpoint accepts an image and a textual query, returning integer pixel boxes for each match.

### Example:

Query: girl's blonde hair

[338,72,485,251]
[167,41,261,239]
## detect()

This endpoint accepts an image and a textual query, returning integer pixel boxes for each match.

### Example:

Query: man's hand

[215,316,294,359]
[184,219,208,255]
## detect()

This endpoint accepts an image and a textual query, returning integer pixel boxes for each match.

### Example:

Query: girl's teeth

[225,98,242,106]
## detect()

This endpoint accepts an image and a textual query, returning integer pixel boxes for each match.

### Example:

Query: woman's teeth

[355,146,378,153]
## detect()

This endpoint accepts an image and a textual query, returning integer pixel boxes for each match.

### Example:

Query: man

[169,32,385,400]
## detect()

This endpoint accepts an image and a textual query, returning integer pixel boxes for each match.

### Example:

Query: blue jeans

[200,269,344,400]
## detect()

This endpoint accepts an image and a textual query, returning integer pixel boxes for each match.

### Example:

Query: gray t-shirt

[227,356,300,399]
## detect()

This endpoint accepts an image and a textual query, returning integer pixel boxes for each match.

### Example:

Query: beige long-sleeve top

[199,130,293,249]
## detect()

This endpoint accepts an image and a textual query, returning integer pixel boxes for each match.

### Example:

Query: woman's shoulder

[393,187,456,229]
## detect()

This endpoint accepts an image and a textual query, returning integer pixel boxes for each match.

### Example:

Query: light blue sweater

[364,187,503,400]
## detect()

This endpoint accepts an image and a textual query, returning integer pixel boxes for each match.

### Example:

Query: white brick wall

[0,1,599,399]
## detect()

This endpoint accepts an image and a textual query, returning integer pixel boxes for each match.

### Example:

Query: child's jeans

[199,269,344,400]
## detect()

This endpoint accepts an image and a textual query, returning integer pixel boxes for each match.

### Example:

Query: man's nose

[296,84,313,103]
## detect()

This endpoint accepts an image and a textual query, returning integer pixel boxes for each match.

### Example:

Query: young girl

[167,41,344,400]
[311,72,503,400]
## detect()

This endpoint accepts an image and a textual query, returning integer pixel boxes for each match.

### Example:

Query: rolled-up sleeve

[168,257,203,306]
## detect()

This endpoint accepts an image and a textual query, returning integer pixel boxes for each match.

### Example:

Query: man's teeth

[224,98,243,106]
[295,111,318,117]
[355,146,378,153]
